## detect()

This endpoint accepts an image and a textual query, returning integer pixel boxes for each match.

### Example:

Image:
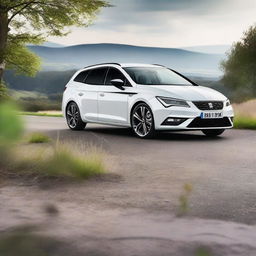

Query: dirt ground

[1,180,256,256]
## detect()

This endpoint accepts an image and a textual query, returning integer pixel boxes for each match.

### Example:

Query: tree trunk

[0,11,8,84]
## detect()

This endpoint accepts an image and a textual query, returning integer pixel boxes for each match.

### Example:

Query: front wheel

[131,103,155,138]
[66,102,86,130]
[202,129,225,137]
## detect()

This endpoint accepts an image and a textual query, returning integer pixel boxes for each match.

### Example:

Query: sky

[49,0,256,48]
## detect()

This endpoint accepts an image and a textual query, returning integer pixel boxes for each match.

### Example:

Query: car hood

[149,85,227,101]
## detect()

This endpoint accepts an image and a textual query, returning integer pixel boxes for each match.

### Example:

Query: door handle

[99,93,105,97]
[78,92,84,96]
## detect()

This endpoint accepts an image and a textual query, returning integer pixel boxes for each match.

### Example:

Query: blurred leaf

[0,102,24,144]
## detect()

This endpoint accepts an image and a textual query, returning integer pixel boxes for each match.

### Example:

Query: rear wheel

[202,129,225,137]
[131,103,155,138]
[66,102,86,130]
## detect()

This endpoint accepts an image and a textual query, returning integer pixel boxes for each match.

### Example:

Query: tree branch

[8,1,63,24]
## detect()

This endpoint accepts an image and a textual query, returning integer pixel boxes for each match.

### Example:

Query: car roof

[120,63,162,68]
[83,63,165,70]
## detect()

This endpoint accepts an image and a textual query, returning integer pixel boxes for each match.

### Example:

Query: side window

[105,68,131,87]
[73,70,89,83]
[85,68,108,85]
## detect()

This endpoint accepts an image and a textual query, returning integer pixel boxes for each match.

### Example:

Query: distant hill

[41,42,64,48]
[4,43,229,95]
[182,45,231,55]
[28,43,225,77]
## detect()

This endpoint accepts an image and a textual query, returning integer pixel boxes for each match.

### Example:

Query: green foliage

[28,133,51,143]
[233,116,256,130]
[221,25,256,99]
[0,81,9,100]
[6,0,110,37]
[6,43,41,77]
[0,102,24,144]
[0,0,109,79]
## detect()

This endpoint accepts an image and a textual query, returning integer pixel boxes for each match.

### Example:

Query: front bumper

[151,98,234,130]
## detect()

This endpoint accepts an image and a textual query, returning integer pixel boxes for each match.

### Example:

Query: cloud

[49,0,256,47]
[133,0,225,14]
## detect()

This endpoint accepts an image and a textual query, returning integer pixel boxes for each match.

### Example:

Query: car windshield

[124,67,192,86]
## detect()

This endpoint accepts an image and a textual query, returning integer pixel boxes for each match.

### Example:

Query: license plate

[200,112,223,119]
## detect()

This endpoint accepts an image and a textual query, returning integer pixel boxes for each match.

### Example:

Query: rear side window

[85,68,108,85]
[105,68,131,87]
[74,70,89,83]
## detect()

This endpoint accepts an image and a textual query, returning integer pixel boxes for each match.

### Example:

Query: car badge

[208,102,214,109]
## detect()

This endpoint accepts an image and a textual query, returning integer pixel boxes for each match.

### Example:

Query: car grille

[187,117,232,128]
[193,101,224,110]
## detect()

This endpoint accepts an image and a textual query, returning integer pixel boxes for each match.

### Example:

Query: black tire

[66,102,86,130]
[202,129,225,137]
[131,103,155,139]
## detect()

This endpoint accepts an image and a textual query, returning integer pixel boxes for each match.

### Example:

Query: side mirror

[110,79,125,90]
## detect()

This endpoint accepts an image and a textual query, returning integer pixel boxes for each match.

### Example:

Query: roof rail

[152,63,166,67]
[84,63,121,69]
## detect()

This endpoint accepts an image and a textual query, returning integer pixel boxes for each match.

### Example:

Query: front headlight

[156,96,190,108]
[226,99,231,107]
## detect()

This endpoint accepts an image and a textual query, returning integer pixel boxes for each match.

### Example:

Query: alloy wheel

[132,105,153,137]
[66,103,79,129]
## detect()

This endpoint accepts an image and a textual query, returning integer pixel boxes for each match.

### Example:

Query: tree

[0,0,109,91]
[221,25,256,100]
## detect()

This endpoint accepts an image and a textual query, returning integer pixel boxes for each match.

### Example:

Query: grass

[20,111,63,117]
[0,102,106,181]
[8,143,106,180]
[41,147,106,178]
[28,133,51,143]
[233,116,256,130]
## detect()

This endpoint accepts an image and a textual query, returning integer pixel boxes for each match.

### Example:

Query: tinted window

[74,70,89,83]
[85,68,108,85]
[105,68,131,87]
[124,67,192,86]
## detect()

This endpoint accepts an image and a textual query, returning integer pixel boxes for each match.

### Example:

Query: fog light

[161,117,187,126]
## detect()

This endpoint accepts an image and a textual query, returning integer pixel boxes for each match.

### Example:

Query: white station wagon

[62,63,234,138]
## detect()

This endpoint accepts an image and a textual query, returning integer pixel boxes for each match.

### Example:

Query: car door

[98,67,133,125]
[78,67,108,122]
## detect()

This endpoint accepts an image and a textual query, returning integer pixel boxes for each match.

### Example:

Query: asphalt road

[1,115,256,255]
[25,116,256,224]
